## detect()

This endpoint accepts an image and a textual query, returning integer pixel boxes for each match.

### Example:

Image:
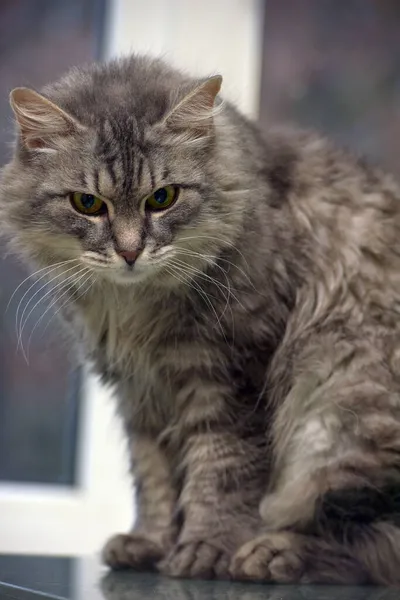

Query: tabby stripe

[147,156,156,190]
[105,157,117,187]
[109,117,130,199]
[93,168,100,195]
[137,155,144,187]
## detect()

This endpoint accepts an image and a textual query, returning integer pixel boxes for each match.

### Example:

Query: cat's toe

[229,532,304,583]
[160,541,229,579]
[102,532,164,571]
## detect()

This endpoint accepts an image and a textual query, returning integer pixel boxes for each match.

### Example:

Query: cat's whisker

[167,263,230,347]
[180,269,230,348]
[15,261,83,350]
[166,262,219,302]
[16,264,81,354]
[13,261,80,344]
[176,245,258,293]
[182,231,252,276]
[173,252,248,310]
[171,258,235,340]
[164,266,195,295]
[82,259,113,269]
[174,247,227,276]
[7,257,80,312]
[24,268,93,363]
[172,257,232,317]
[42,271,96,336]
[177,233,253,276]
[18,265,88,358]
[30,271,96,357]
[172,256,228,292]
[172,256,246,321]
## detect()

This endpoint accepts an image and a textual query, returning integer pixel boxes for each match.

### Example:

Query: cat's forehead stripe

[147,156,156,190]
[97,167,116,201]
[137,156,144,187]
[93,168,100,196]
[105,159,117,188]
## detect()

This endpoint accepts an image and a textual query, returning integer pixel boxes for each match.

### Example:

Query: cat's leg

[230,326,400,584]
[103,435,178,570]
[160,428,265,579]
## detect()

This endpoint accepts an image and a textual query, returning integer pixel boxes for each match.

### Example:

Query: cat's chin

[98,265,173,288]
[100,267,183,291]
[102,269,150,286]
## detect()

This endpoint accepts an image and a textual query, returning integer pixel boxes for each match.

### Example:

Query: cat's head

[0,56,241,288]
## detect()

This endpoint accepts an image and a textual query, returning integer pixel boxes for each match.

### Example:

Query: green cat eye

[145,186,178,211]
[70,192,106,216]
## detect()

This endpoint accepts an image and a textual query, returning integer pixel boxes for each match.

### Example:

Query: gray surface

[0,555,72,598]
[99,572,400,600]
[1,556,400,600]
[0,582,65,600]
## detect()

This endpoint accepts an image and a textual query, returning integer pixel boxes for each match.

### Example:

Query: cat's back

[264,127,400,335]
[265,127,400,266]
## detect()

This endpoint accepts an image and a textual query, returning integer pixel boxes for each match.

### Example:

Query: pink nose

[118,249,141,266]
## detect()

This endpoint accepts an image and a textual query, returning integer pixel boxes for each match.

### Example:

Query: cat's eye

[70,192,107,216]
[145,186,179,211]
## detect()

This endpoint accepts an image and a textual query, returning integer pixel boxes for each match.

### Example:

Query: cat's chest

[85,295,169,375]
[78,283,274,433]
[81,288,189,427]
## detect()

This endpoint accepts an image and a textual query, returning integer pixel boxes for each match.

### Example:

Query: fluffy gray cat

[1,55,400,585]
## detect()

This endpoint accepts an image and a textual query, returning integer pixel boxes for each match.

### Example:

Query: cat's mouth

[80,248,179,286]
[88,258,165,286]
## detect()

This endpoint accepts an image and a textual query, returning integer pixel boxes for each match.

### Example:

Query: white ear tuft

[163,75,223,141]
[10,87,83,151]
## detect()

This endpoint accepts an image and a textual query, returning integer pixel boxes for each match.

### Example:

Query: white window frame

[0,0,264,556]
[0,373,132,555]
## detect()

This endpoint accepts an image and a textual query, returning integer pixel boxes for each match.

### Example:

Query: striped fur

[2,55,400,583]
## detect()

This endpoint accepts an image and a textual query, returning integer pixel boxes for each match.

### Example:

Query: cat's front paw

[102,532,166,571]
[229,532,304,583]
[159,540,230,579]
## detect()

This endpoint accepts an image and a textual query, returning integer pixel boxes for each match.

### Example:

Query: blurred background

[1,0,400,560]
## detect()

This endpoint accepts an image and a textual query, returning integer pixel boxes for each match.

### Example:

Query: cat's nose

[118,249,141,266]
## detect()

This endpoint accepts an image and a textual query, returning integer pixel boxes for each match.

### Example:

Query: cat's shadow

[100,570,399,600]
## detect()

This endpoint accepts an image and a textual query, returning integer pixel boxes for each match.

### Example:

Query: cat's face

[6,118,213,287]
[1,58,234,288]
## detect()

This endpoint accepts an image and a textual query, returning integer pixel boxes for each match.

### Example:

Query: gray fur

[2,55,400,584]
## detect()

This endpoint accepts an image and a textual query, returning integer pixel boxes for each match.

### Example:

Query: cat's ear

[163,75,222,140]
[10,87,83,151]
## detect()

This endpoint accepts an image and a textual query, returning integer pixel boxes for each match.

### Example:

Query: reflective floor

[0,555,399,600]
